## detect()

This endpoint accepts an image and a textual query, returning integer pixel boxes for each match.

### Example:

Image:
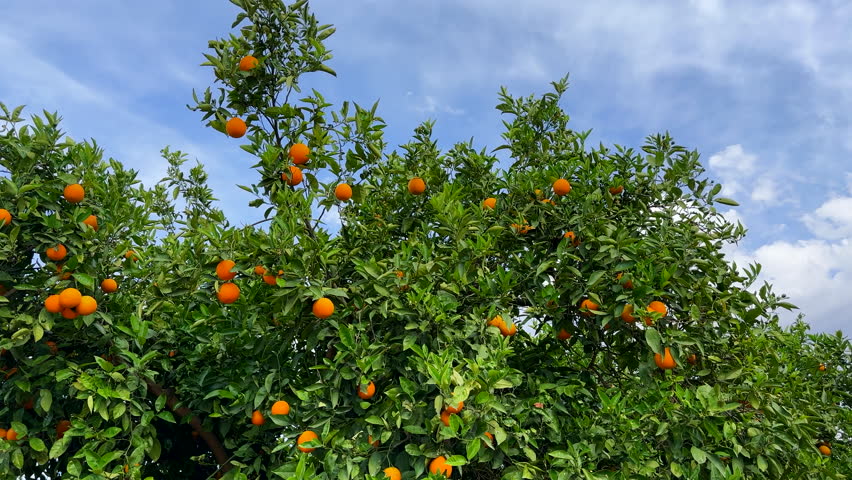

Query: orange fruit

[445,401,464,414]
[297,430,319,452]
[46,341,59,355]
[483,431,494,446]
[408,177,426,195]
[61,308,78,319]
[368,435,380,447]
[0,428,5,439]
[238,55,258,71]
[101,279,118,293]
[487,315,507,332]
[263,273,278,285]
[819,445,831,456]
[621,304,636,323]
[271,400,290,416]
[557,328,571,340]
[383,467,401,480]
[357,381,376,399]
[254,265,266,275]
[46,244,67,262]
[5,428,18,441]
[687,354,697,365]
[540,198,554,205]
[225,117,247,138]
[168,350,176,358]
[616,273,634,289]
[216,259,237,280]
[503,323,518,336]
[217,283,240,304]
[0,208,11,226]
[580,299,599,316]
[289,143,310,165]
[644,301,668,326]
[395,270,404,278]
[282,166,303,186]
[818,363,826,371]
[482,197,497,209]
[563,231,580,246]
[251,410,265,426]
[63,184,85,203]
[553,178,571,196]
[609,185,624,195]
[59,288,82,309]
[45,295,62,313]
[312,297,334,318]
[440,409,452,427]
[429,456,452,477]
[56,420,71,439]
[83,214,98,231]
[654,347,677,370]
[125,250,138,261]
[76,296,97,316]
[335,183,352,201]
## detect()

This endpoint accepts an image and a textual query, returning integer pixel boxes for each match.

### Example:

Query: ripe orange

[0,428,5,440]
[511,222,533,234]
[482,197,497,209]
[76,296,97,316]
[125,250,138,261]
[621,304,636,323]
[687,354,697,365]
[487,315,507,332]
[557,328,571,340]
[282,165,303,186]
[818,363,826,371]
[0,209,11,226]
[46,244,67,262]
[563,231,580,246]
[59,288,82,309]
[408,177,426,195]
[440,409,452,426]
[616,273,633,289]
[819,445,832,456]
[168,350,176,358]
[483,431,494,446]
[238,55,258,71]
[580,299,599,317]
[56,420,71,439]
[429,456,452,477]
[83,214,98,231]
[313,297,334,318]
[335,183,352,201]
[63,183,85,203]
[61,308,78,320]
[654,347,677,370]
[297,430,319,452]
[644,301,668,326]
[5,428,18,441]
[46,341,59,355]
[217,283,240,304]
[101,279,118,293]
[609,185,624,195]
[357,381,376,399]
[45,295,62,313]
[263,273,278,285]
[289,143,310,165]
[504,323,518,336]
[553,178,571,196]
[395,270,404,278]
[445,401,464,414]
[216,259,237,280]
[225,117,247,138]
[368,435,380,447]
[251,410,265,426]
[271,400,290,416]
[254,265,267,276]
[383,467,401,480]
[540,198,554,205]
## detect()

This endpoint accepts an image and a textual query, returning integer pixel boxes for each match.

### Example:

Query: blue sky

[1,0,851,334]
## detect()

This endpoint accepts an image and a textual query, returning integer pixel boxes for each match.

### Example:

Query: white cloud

[707,144,757,196]
[802,196,852,240]
[751,177,779,204]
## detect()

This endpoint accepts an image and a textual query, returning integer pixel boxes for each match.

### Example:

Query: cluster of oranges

[228,56,354,203]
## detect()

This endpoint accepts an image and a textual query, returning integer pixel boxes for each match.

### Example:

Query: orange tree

[1,0,850,478]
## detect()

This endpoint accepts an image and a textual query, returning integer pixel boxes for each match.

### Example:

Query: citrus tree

[1,0,850,479]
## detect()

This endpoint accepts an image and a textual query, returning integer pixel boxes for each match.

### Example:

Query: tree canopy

[0,0,849,479]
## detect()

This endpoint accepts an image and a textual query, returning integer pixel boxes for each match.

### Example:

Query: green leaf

[339,324,355,350]
[444,455,467,466]
[718,368,742,381]
[645,328,663,354]
[50,436,71,459]
[72,272,95,289]
[715,197,739,206]
[691,446,707,464]
[466,437,481,459]
[29,437,47,452]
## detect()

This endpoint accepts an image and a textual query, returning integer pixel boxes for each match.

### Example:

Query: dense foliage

[1,0,849,478]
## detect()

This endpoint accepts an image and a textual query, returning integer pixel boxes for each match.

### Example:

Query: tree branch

[144,379,232,473]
